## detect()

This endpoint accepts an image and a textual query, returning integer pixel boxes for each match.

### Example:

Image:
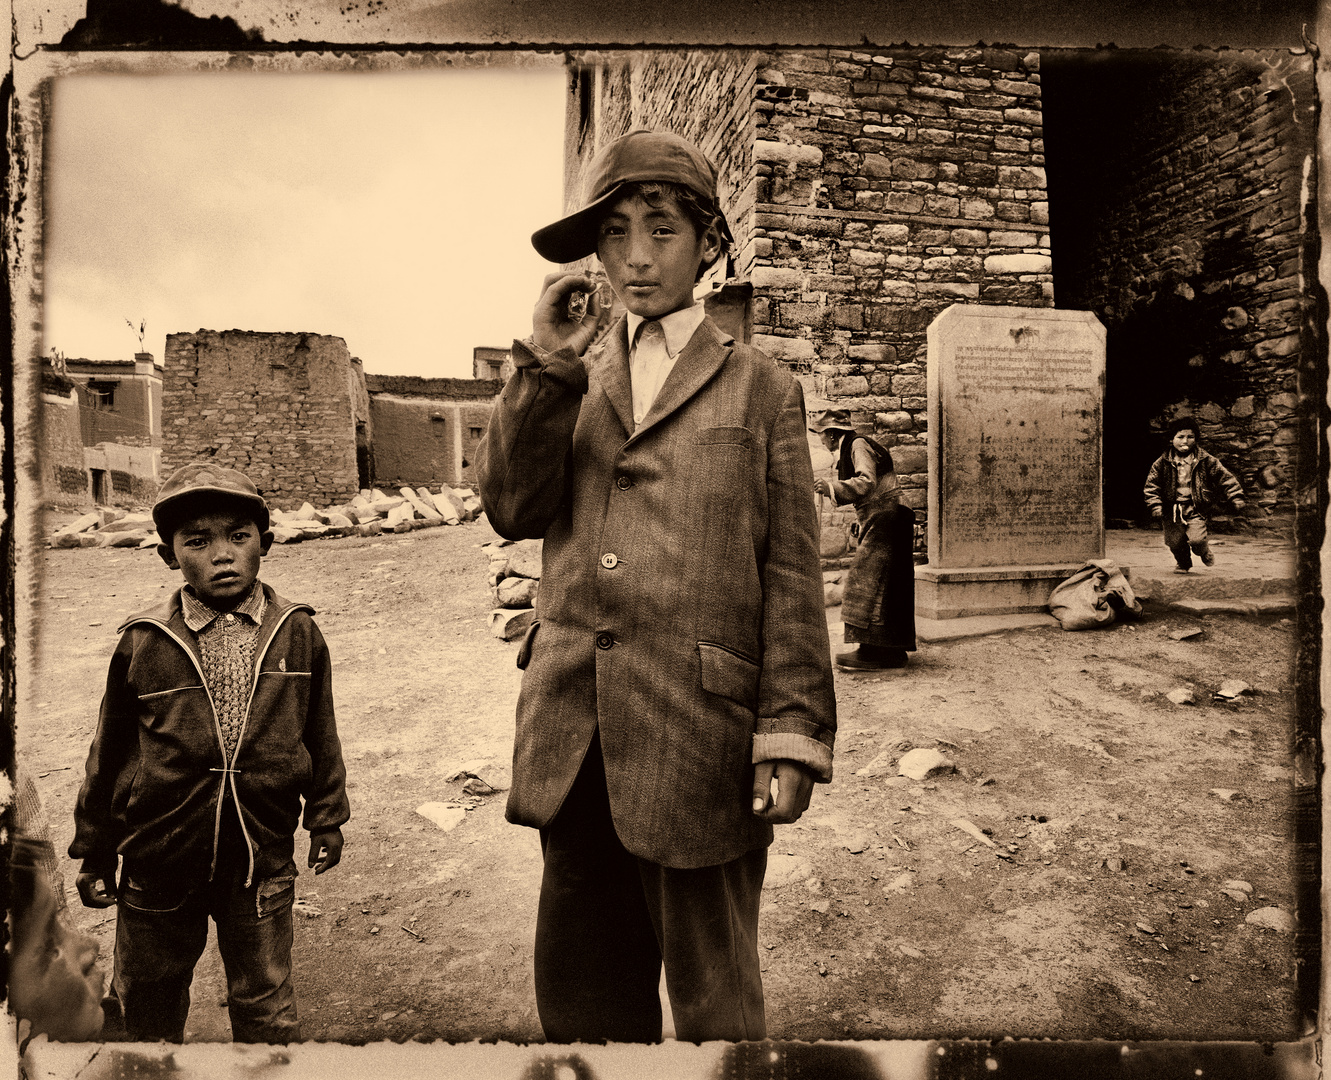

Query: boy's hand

[751,760,815,824]
[813,478,834,498]
[308,829,343,875]
[532,272,609,356]
[75,867,118,908]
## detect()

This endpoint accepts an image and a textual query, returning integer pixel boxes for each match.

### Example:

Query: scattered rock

[495,576,539,608]
[808,899,831,914]
[840,832,871,854]
[1104,857,1125,872]
[1245,907,1295,933]
[765,852,814,888]
[949,818,997,848]
[855,750,898,778]
[1136,922,1157,935]
[292,896,323,918]
[898,748,954,781]
[1215,680,1251,699]
[1210,788,1250,802]
[489,607,535,641]
[1220,889,1250,903]
[1166,687,1196,705]
[416,802,467,832]
[1222,879,1253,893]
[898,945,923,959]
[1169,627,1204,641]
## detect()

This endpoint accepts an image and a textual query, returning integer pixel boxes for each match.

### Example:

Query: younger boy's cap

[152,462,270,537]
[808,408,855,434]
[531,129,734,263]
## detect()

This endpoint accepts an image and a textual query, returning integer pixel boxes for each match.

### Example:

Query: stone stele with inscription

[917,304,1106,620]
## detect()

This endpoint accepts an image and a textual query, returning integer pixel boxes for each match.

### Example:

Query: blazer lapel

[591,320,635,438]
[629,318,733,443]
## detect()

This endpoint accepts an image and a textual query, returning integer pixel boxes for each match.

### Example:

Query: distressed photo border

[3,1,1325,1077]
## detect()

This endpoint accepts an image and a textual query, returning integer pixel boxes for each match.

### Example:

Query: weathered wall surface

[749,47,1051,516]
[364,375,500,488]
[1045,51,1313,522]
[86,443,160,507]
[41,373,90,502]
[162,331,360,509]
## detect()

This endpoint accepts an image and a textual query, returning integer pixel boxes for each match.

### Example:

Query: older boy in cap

[70,463,349,1043]
[477,129,837,1042]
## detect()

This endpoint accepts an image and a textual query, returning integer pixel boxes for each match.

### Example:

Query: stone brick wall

[162,331,360,510]
[1046,51,1313,522]
[751,47,1050,519]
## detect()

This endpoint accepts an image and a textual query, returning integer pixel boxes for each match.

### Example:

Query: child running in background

[1143,416,1246,573]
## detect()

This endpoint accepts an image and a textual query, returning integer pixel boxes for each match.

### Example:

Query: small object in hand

[567,291,589,322]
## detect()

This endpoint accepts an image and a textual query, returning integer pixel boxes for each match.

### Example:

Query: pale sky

[43,67,567,378]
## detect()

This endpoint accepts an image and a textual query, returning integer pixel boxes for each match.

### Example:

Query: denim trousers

[113,853,299,1043]
[534,731,768,1044]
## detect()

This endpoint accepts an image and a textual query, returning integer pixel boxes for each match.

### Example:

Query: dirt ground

[20,510,1303,1045]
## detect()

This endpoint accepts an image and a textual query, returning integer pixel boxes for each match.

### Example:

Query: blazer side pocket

[516,620,540,670]
[696,426,754,448]
[698,641,760,711]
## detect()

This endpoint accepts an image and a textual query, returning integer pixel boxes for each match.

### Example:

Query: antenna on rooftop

[125,317,146,353]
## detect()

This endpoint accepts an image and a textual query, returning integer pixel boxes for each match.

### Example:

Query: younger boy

[1143,416,1246,572]
[70,463,349,1043]
[477,129,836,1043]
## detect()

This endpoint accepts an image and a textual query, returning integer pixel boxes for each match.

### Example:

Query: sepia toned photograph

[4,3,1322,1078]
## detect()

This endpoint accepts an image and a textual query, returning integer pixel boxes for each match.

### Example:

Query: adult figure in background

[811,409,917,670]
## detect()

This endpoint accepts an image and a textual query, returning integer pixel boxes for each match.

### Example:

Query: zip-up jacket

[70,583,350,888]
[1143,448,1244,517]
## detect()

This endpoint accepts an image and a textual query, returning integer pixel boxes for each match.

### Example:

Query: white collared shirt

[625,302,707,429]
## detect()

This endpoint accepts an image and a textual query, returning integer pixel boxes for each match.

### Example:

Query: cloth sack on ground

[1048,559,1143,631]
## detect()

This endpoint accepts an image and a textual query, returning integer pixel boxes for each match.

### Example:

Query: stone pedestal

[916,305,1105,619]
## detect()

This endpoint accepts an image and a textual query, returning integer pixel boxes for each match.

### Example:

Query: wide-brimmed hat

[808,408,855,434]
[531,129,735,263]
[152,462,270,538]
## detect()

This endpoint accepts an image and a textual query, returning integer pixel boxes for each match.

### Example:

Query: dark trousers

[843,502,917,650]
[113,850,299,1043]
[1162,502,1210,568]
[534,732,768,1044]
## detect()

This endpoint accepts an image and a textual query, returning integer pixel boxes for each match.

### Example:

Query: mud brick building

[561,47,1314,533]
[363,373,501,490]
[160,330,498,509]
[40,352,163,506]
[162,330,366,510]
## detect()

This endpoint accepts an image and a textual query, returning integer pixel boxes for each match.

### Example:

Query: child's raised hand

[532,272,609,356]
[308,828,344,875]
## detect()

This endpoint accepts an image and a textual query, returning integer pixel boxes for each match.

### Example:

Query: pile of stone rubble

[46,485,484,550]
[483,537,542,641]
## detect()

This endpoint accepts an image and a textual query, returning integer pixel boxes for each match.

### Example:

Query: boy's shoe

[1199,550,1215,566]
[1172,567,1192,574]
[836,646,908,670]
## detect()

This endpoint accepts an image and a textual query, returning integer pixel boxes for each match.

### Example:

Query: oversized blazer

[476,315,836,869]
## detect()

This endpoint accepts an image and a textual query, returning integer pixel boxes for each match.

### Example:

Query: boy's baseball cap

[152,462,271,538]
[808,408,855,434]
[531,129,735,263]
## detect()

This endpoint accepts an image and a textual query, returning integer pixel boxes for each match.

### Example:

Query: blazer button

[616,475,633,490]
[600,553,619,569]
[596,632,614,650]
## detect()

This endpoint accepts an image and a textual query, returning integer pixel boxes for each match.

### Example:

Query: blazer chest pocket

[696,426,753,448]
[698,641,760,711]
